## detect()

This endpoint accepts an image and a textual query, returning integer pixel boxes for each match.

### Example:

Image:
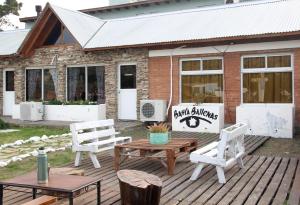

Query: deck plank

[2,133,286,205]
[288,160,300,205]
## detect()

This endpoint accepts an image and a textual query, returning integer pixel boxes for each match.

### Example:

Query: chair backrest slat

[217,123,247,159]
[70,119,115,146]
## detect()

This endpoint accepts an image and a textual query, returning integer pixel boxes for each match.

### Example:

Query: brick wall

[149,50,300,126]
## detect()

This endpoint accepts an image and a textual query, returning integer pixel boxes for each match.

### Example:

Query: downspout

[166,45,186,116]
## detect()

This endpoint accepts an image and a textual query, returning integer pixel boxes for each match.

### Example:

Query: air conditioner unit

[140,100,167,122]
[20,102,44,121]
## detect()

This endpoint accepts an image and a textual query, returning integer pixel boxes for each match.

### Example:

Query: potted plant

[147,123,170,145]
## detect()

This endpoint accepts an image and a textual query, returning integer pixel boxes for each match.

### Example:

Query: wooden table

[0,172,101,205]
[114,138,198,175]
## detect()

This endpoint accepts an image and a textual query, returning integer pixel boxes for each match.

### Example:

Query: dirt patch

[253,134,300,158]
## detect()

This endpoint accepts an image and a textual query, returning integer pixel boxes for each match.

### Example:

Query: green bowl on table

[148,132,170,145]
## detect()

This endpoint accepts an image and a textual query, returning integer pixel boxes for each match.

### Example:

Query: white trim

[149,40,300,57]
[179,57,224,104]
[240,53,294,104]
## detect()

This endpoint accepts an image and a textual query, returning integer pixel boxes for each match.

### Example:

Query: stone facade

[0,45,149,120]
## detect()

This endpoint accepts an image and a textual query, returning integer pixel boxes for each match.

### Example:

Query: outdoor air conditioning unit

[20,102,44,121]
[140,100,167,122]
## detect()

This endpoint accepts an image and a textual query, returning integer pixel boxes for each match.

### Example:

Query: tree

[0,0,22,29]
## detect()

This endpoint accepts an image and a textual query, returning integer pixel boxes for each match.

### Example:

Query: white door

[118,64,137,120]
[3,70,15,116]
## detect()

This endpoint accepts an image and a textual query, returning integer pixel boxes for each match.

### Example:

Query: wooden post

[117,169,162,205]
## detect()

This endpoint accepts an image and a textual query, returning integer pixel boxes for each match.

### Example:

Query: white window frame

[66,64,105,102]
[240,53,294,104]
[25,66,55,101]
[179,57,224,104]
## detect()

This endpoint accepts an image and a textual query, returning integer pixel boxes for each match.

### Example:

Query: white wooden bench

[189,123,248,183]
[70,119,132,168]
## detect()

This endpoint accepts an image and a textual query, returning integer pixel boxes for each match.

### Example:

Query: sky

[1,0,109,29]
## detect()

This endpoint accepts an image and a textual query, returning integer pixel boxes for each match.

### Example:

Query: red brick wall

[223,53,241,123]
[149,50,300,126]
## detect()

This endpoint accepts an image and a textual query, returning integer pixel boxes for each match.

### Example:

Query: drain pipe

[166,45,186,116]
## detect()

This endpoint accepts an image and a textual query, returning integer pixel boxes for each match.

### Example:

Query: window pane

[44,69,57,101]
[182,60,200,71]
[267,55,291,68]
[120,65,136,89]
[88,66,105,104]
[203,59,222,70]
[243,72,292,103]
[181,75,223,103]
[5,71,14,91]
[26,69,42,101]
[243,57,265,69]
[67,67,86,101]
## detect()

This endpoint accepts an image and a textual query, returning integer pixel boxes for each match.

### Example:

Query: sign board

[172,104,224,133]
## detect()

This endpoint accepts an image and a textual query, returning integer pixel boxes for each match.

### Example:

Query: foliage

[44,100,98,105]
[0,0,22,29]
[147,123,169,133]
[0,119,9,129]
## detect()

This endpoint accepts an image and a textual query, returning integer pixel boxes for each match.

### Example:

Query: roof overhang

[83,31,300,52]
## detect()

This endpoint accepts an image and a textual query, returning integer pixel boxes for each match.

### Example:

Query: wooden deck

[3,133,300,205]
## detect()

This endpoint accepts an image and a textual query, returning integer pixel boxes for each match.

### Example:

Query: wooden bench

[21,196,57,205]
[70,119,132,168]
[189,123,248,183]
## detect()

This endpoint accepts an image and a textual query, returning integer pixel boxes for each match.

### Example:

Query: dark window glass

[267,55,291,68]
[88,66,105,104]
[243,72,292,103]
[44,69,57,101]
[203,59,222,70]
[181,75,223,103]
[243,57,265,69]
[43,21,76,46]
[120,65,136,89]
[44,21,61,46]
[5,71,14,91]
[182,61,200,71]
[67,67,86,101]
[26,69,42,101]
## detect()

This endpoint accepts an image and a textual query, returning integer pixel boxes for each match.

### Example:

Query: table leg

[32,188,37,199]
[97,181,101,205]
[69,193,73,205]
[166,149,176,175]
[114,147,121,171]
[0,184,3,205]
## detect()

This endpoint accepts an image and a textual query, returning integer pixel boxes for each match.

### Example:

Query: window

[67,65,105,103]
[181,58,223,103]
[43,21,76,46]
[242,54,293,103]
[26,68,57,101]
[5,71,14,91]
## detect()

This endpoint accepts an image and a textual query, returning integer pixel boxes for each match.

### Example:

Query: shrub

[147,123,169,133]
[0,119,9,129]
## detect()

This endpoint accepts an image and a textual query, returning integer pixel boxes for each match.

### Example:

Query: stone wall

[0,45,149,120]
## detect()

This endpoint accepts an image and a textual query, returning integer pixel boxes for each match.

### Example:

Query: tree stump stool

[117,169,162,205]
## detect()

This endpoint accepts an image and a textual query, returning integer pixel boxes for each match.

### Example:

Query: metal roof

[85,0,300,49]
[0,29,29,56]
[50,4,106,47]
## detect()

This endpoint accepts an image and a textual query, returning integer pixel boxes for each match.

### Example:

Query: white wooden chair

[189,123,248,183]
[70,119,132,168]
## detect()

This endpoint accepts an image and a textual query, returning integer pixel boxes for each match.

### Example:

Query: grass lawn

[0,126,148,180]
[0,126,69,144]
[0,126,72,180]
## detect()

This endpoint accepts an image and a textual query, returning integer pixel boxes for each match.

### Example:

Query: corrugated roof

[50,4,106,47]
[85,0,300,49]
[0,29,29,56]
